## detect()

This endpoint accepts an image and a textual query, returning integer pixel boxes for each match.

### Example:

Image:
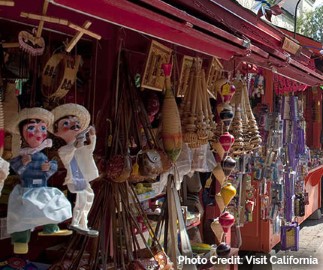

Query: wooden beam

[20,13,101,42]
[36,0,49,38]
[20,12,69,26]
[65,21,92,53]
[1,42,19,48]
[0,0,14,6]
[68,22,101,40]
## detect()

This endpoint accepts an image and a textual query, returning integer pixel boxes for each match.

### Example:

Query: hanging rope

[91,39,99,123]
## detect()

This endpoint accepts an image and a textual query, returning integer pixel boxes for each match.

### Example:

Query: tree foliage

[297,6,323,42]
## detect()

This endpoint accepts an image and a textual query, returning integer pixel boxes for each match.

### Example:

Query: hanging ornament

[229,107,245,157]
[221,156,236,177]
[220,183,237,206]
[219,105,234,130]
[215,78,236,103]
[218,211,235,234]
[216,242,231,257]
[245,200,255,213]
[219,132,235,153]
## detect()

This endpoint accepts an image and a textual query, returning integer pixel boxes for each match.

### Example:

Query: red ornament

[162,63,172,76]
[218,211,235,234]
[246,200,255,213]
[219,132,235,152]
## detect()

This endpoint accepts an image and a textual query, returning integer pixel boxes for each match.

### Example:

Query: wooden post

[262,69,274,112]
[36,0,49,38]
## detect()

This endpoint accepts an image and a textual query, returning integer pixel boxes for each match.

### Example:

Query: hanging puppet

[52,103,99,237]
[0,157,9,196]
[7,107,72,254]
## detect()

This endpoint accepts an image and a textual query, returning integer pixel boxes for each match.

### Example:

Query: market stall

[0,0,323,269]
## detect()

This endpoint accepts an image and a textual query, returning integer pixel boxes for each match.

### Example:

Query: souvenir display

[52,104,99,237]
[211,77,237,216]
[7,108,72,254]
[280,95,308,224]
[141,40,173,91]
[177,55,194,97]
[206,57,223,97]
[1,1,323,266]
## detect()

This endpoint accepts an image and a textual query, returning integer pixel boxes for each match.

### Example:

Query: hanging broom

[161,63,182,163]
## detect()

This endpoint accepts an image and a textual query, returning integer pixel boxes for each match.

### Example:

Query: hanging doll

[0,157,9,196]
[52,103,99,237]
[252,71,265,98]
[7,107,72,254]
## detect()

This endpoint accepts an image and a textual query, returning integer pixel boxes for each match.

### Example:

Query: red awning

[49,0,323,86]
[2,0,322,85]
[49,0,260,61]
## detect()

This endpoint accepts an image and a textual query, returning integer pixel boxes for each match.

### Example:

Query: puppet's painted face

[55,115,82,143]
[22,119,48,148]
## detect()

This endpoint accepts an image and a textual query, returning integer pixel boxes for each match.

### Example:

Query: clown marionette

[52,103,99,237]
[7,107,72,254]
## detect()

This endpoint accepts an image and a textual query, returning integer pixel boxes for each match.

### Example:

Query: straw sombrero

[51,103,90,132]
[9,107,54,135]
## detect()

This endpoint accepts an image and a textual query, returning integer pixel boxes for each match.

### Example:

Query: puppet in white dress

[7,107,72,254]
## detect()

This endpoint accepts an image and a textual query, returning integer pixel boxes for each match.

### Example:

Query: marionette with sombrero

[7,107,72,254]
[52,103,99,237]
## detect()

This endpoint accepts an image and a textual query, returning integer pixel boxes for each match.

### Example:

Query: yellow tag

[221,83,231,96]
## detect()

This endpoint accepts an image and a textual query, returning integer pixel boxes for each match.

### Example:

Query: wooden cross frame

[36,0,49,39]
[65,21,101,52]
[20,0,101,52]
